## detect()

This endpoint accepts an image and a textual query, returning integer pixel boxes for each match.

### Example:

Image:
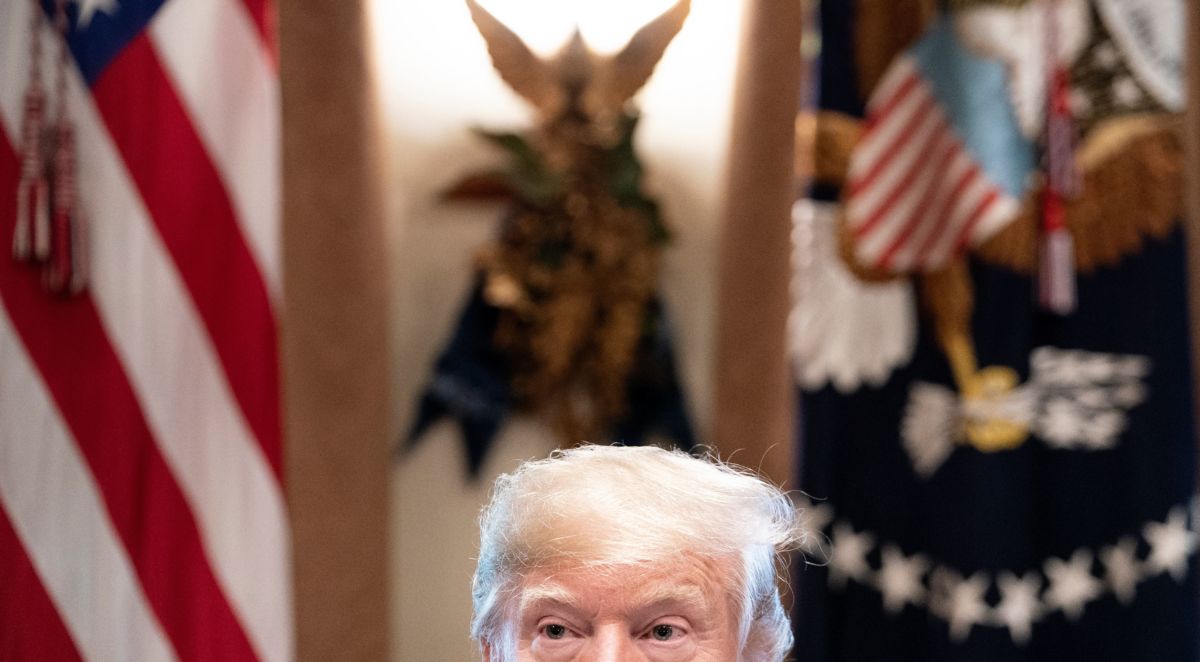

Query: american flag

[844,18,1034,273]
[0,0,291,660]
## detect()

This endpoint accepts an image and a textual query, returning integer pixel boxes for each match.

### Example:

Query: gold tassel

[15,91,48,263]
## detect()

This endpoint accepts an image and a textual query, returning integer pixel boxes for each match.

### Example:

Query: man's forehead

[519,577,709,610]
[515,557,732,616]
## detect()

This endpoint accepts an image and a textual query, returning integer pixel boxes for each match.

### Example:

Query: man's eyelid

[535,616,585,637]
[638,618,691,639]
[631,601,698,629]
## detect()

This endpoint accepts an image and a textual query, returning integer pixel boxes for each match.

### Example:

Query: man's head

[472,445,802,661]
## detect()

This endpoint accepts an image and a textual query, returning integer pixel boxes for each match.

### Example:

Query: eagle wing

[584,0,691,115]
[465,0,562,113]
[975,115,1183,274]
[854,0,938,97]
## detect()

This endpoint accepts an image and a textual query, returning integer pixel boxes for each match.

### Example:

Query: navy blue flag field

[791,1,1197,660]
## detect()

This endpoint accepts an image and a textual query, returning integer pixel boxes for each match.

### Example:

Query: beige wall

[373,0,747,658]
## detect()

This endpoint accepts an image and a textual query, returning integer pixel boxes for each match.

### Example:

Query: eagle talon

[961,366,1029,452]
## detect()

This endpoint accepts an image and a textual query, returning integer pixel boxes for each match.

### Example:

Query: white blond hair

[472,444,803,661]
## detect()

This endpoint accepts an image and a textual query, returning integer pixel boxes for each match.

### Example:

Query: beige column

[713,0,803,488]
[280,1,391,660]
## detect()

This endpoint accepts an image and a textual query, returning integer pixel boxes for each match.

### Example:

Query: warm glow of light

[472,0,576,56]
[368,0,741,135]
[575,0,680,55]
[367,0,747,230]
[469,0,682,56]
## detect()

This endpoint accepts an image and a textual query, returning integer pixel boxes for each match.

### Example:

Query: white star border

[798,496,1200,646]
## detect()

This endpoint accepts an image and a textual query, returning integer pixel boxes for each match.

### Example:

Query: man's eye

[543,623,568,639]
[651,624,675,641]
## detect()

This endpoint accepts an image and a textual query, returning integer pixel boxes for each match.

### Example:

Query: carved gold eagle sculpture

[446,0,691,442]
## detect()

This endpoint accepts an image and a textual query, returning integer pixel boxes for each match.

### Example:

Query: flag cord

[1038,0,1078,314]
[13,0,47,263]
[46,0,84,295]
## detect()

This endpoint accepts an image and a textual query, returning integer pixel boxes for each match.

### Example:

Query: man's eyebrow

[518,583,711,617]
[518,585,581,613]
[636,584,705,603]
[629,584,710,614]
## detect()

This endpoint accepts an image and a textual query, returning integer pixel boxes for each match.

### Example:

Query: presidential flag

[0,0,291,660]
[843,17,1034,274]
[792,1,1197,660]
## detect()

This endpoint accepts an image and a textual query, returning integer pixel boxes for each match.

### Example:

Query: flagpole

[713,0,803,488]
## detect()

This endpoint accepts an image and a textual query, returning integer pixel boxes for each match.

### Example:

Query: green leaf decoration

[474,129,565,206]
[468,112,669,244]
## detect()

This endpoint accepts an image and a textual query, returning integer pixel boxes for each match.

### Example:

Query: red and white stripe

[845,58,1017,273]
[0,1,291,661]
